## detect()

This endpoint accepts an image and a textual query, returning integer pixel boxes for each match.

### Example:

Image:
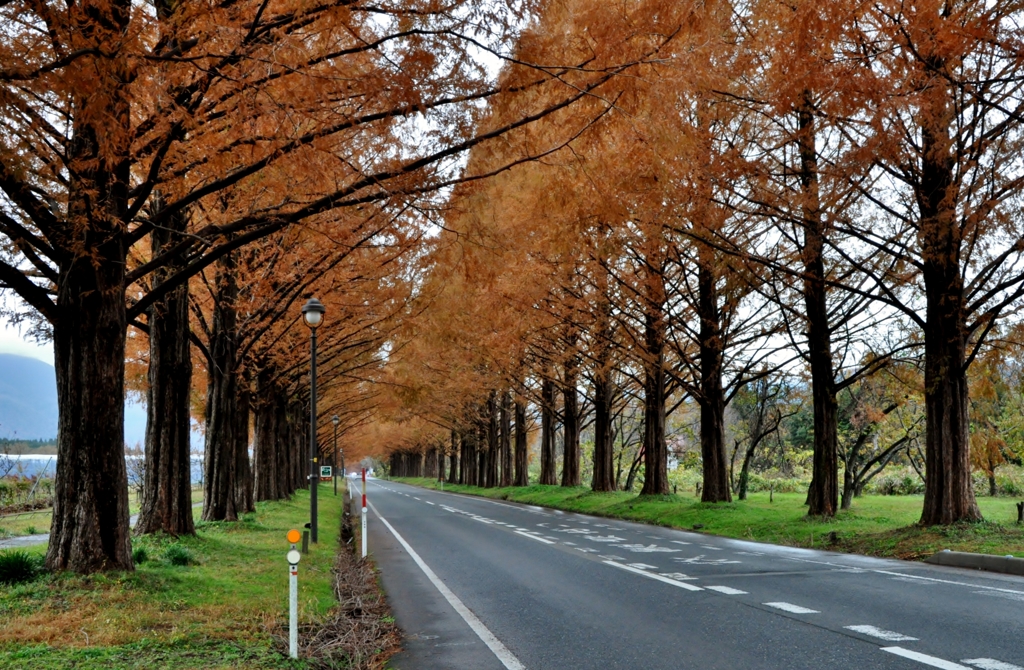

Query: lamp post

[301,297,326,544]
[332,414,340,496]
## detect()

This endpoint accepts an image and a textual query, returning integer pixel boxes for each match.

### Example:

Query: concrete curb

[925,549,1024,576]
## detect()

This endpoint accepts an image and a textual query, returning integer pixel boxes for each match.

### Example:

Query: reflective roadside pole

[362,468,368,558]
[286,529,302,658]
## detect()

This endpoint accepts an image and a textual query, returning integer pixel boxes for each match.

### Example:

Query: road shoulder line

[368,500,526,670]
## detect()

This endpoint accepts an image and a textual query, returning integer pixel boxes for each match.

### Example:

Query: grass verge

[0,484,364,669]
[392,478,1024,561]
[0,488,204,538]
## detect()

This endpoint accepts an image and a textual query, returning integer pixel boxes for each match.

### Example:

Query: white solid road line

[603,560,704,591]
[369,501,526,670]
[963,660,1024,670]
[844,625,918,641]
[705,585,747,595]
[763,602,820,614]
[882,647,971,669]
[515,531,555,545]
[872,569,1024,596]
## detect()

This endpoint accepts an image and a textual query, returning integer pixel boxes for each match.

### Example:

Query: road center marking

[844,625,918,641]
[881,647,971,669]
[369,502,526,670]
[515,531,555,545]
[763,602,819,614]
[603,560,703,591]
[706,585,747,595]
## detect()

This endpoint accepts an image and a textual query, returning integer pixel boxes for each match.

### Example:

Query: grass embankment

[0,485,345,669]
[0,488,204,538]
[393,478,1024,560]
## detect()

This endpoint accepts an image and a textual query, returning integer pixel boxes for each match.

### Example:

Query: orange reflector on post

[287,529,301,544]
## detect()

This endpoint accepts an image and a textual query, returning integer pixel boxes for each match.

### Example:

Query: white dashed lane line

[882,647,971,669]
[705,585,747,595]
[763,602,820,614]
[603,560,704,591]
[844,625,918,642]
[515,531,555,545]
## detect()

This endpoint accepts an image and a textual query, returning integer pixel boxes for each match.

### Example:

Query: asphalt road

[366,479,1024,670]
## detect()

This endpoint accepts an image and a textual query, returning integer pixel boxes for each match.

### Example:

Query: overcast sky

[0,318,52,364]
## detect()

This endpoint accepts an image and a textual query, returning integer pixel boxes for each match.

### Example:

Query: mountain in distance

[0,353,58,440]
[0,353,150,447]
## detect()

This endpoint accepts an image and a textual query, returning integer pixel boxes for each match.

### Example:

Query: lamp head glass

[301,298,326,329]
[332,414,340,426]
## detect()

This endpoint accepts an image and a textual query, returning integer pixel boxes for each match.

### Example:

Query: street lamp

[332,414,340,496]
[301,297,326,544]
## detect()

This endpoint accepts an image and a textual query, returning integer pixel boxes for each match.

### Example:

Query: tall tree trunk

[136,204,195,536]
[500,391,512,486]
[487,392,499,487]
[592,288,615,492]
[919,73,981,525]
[477,415,488,487]
[641,295,669,495]
[427,448,438,479]
[591,368,615,493]
[561,361,581,487]
[737,444,757,501]
[798,94,839,518]
[624,446,644,493]
[841,453,855,510]
[279,404,297,498]
[46,22,134,569]
[289,406,303,494]
[448,429,459,484]
[514,396,529,486]
[539,377,558,485]
[203,257,239,522]
[459,429,471,485]
[234,376,253,514]
[253,369,280,502]
[698,246,731,503]
[298,405,309,490]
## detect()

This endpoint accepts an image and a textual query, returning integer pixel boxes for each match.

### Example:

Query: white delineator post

[286,536,301,659]
[361,468,368,558]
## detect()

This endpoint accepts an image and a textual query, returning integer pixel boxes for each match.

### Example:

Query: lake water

[4,455,206,485]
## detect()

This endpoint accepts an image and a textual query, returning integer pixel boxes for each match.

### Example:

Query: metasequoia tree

[846,0,1024,523]
[717,0,900,518]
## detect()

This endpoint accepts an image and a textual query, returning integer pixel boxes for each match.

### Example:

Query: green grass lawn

[0,484,345,669]
[393,478,1024,560]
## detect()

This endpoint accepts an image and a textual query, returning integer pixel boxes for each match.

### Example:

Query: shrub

[744,472,808,494]
[871,470,925,496]
[164,544,193,566]
[0,550,44,585]
[24,526,38,535]
[132,546,148,565]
